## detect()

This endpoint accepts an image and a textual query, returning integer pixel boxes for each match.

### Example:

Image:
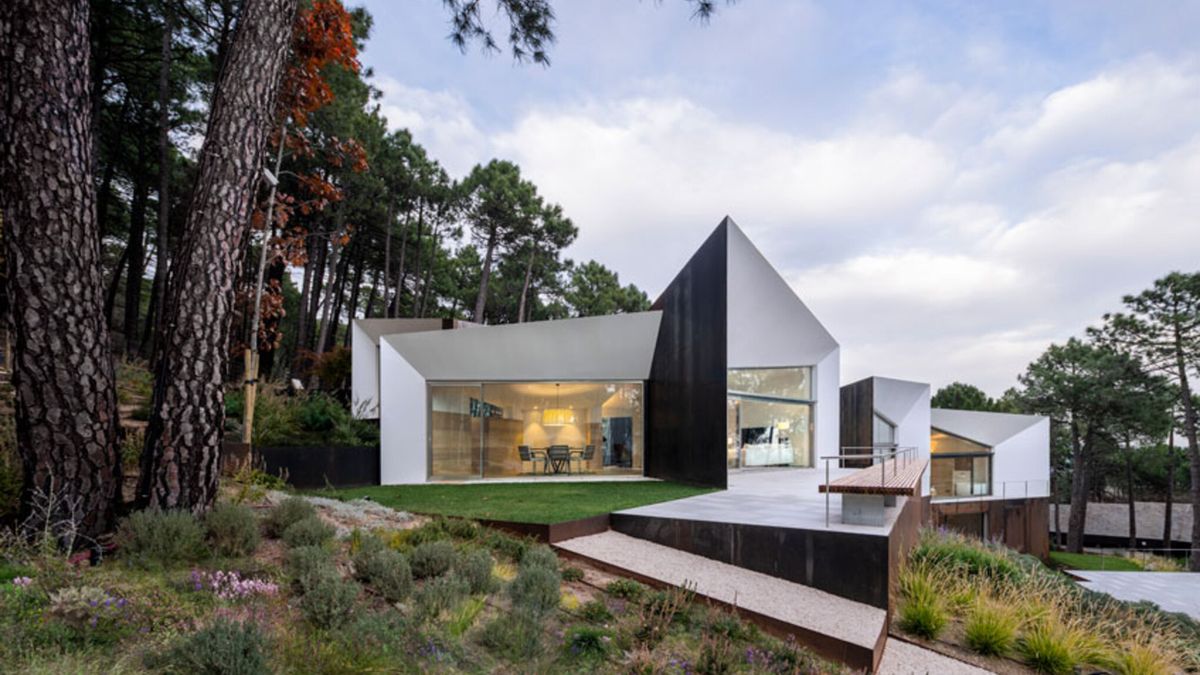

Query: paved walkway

[876,639,994,674]
[617,467,905,535]
[556,531,885,662]
[1072,571,1200,619]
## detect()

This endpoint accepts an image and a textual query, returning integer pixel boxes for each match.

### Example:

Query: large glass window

[727,367,811,400]
[873,413,896,447]
[428,381,643,479]
[930,430,992,499]
[429,385,483,479]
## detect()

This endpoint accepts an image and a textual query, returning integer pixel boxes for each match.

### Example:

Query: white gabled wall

[379,339,428,484]
[813,348,840,460]
[894,387,931,496]
[350,321,379,419]
[992,417,1050,499]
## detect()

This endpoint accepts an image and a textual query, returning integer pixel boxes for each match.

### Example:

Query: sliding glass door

[726,367,815,469]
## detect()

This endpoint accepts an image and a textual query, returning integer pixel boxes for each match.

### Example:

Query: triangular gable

[931,408,1044,447]
[725,217,838,368]
[872,377,929,426]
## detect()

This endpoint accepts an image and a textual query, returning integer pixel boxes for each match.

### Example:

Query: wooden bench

[819,458,928,526]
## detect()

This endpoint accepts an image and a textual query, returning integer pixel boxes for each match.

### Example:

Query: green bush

[447,595,486,637]
[478,610,542,661]
[157,618,269,675]
[509,564,561,618]
[117,509,208,568]
[282,516,335,548]
[295,393,344,432]
[410,541,457,579]
[482,528,529,561]
[287,545,335,591]
[265,497,316,538]
[579,599,613,624]
[205,503,261,558]
[563,625,612,662]
[697,632,739,675]
[964,600,1018,656]
[300,574,360,629]
[455,549,495,595]
[912,533,1023,582]
[896,567,947,640]
[1016,623,1076,675]
[444,518,479,540]
[561,565,584,583]
[414,575,468,620]
[355,548,413,602]
[520,545,559,571]
[605,578,646,601]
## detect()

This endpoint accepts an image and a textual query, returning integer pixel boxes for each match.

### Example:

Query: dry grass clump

[897,529,1194,674]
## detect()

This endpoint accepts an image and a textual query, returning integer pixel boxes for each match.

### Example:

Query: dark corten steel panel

[646,220,729,489]
[258,445,380,489]
[931,497,1050,559]
[839,378,874,467]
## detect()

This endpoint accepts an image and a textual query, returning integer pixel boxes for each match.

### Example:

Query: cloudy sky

[355,0,1200,396]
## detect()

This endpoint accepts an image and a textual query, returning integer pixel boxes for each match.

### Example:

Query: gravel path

[877,639,996,674]
[555,531,885,650]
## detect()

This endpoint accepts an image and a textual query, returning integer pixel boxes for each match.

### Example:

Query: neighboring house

[928,408,1051,556]
[357,217,840,487]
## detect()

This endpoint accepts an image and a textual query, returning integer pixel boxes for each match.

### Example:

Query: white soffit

[931,408,1045,447]
[872,376,930,425]
[353,318,448,345]
[725,218,839,368]
[382,311,663,381]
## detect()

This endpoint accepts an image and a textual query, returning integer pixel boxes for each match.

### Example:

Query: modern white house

[356,217,840,488]
[928,408,1051,555]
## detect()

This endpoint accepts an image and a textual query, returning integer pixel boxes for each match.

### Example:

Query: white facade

[870,377,932,495]
[350,318,456,419]
[931,409,1050,501]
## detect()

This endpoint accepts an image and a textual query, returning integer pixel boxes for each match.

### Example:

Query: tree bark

[342,236,365,347]
[122,132,150,352]
[518,241,536,323]
[144,2,173,363]
[104,243,131,323]
[306,237,327,349]
[409,204,425,317]
[1125,442,1136,549]
[418,225,440,317]
[1172,326,1200,570]
[382,205,392,318]
[1067,421,1089,553]
[291,238,314,374]
[1165,426,1175,549]
[0,0,122,538]
[140,0,298,512]
[393,210,412,317]
[473,225,497,322]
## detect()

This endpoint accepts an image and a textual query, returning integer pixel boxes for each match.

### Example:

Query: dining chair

[547,445,571,474]
[518,445,544,475]
[571,445,596,473]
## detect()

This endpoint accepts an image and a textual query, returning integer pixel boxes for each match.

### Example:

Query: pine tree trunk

[1164,426,1175,549]
[382,206,392,318]
[342,239,365,347]
[144,4,173,363]
[409,205,424,317]
[292,239,314,374]
[1174,335,1200,570]
[418,225,440,317]
[140,0,298,512]
[122,134,150,352]
[473,226,497,322]
[0,0,122,538]
[105,244,131,322]
[1125,445,1136,549]
[306,239,327,349]
[394,211,412,317]
[518,243,536,323]
[1067,422,1088,553]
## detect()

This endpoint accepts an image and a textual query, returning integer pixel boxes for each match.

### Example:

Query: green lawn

[325,481,715,524]
[1049,550,1143,571]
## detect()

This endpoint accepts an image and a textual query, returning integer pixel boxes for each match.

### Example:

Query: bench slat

[818,458,927,496]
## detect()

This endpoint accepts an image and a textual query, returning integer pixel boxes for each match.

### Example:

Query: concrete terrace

[616,466,907,536]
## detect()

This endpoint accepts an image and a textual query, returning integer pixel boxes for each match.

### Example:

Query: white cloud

[374,76,487,176]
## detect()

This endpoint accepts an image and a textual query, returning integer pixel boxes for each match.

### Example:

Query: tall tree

[1092,272,1200,569]
[460,160,539,322]
[0,0,122,537]
[564,260,651,317]
[931,382,996,411]
[140,0,300,511]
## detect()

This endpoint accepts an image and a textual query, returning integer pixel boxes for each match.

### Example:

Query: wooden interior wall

[839,378,874,467]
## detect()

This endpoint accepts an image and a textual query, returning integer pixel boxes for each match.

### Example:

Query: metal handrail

[821,445,919,527]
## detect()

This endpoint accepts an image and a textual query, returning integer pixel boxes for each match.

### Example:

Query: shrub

[563,625,612,662]
[896,566,946,640]
[265,497,316,538]
[482,528,529,561]
[1104,642,1176,675]
[455,549,495,594]
[509,564,561,618]
[447,595,486,637]
[561,565,584,583]
[355,548,413,602]
[478,610,542,661]
[410,541,457,579]
[606,578,646,601]
[117,509,208,568]
[706,610,756,642]
[580,599,613,624]
[1016,622,1077,675]
[520,545,559,572]
[282,516,335,549]
[444,518,479,540]
[205,503,260,558]
[414,575,468,620]
[964,599,1018,656]
[287,545,335,591]
[157,618,269,675]
[912,531,1023,582]
[300,574,360,629]
[696,632,738,674]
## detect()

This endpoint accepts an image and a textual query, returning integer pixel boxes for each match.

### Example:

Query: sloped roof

[871,377,929,425]
[725,218,838,368]
[931,408,1045,447]
[353,318,453,345]
[382,311,662,381]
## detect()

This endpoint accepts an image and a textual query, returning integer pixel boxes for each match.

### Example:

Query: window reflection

[727,367,812,400]
[930,430,992,499]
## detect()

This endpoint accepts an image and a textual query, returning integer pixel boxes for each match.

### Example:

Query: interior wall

[647,221,729,489]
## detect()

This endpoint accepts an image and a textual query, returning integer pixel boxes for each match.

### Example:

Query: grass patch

[1048,551,1142,571]
[324,481,713,524]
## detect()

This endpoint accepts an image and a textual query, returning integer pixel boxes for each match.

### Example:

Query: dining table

[537,446,582,474]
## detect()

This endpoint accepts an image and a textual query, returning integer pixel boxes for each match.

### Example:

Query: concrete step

[554,530,888,672]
